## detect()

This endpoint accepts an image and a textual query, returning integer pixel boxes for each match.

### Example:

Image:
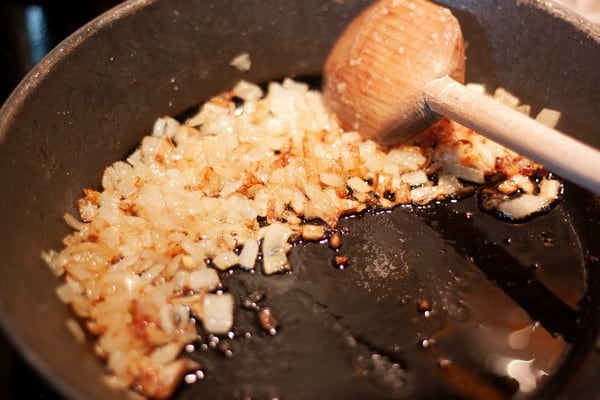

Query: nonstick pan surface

[0,1,598,399]
[165,181,599,400]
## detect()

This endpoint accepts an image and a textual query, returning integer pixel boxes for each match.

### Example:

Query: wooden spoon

[323,0,600,194]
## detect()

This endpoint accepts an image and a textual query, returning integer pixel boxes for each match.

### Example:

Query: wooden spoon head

[323,0,465,144]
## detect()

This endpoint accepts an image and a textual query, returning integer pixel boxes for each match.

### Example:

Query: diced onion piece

[66,318,86,343]
[410,185,439,205]
[42,250,65,277]
[63,212,86,231]
[493,87,520,107]
[212,251,240,270]
[220,180,243,197]
[465,83,486,94]
[347,177,371,193]
[536,108,561,128]
[229,52,251,72]
[401,170,429,186]
[239,239,259,269]
[539,178,561,200]
[149,342,182,366]
[232,80,263,102]
[494,178,560,221]
[262,222,292,275]
[56,282,76,303]
[186,268,220,291]
[497,194,551,220]
[498,174,534,195]
[444,163,484,184]
[302,224,325,241]
[282,210,302,225]
[152,117,180,138]
[144,358,193,399]
[181,256,196,269]
[101,375,128,392]
[319,172,345,187]
[436,174,463,193]
[202,293,234,334]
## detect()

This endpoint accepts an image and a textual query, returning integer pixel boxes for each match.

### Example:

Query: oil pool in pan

[168,181,592,400]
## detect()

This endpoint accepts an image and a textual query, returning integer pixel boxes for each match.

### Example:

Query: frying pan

[0,0,599,399]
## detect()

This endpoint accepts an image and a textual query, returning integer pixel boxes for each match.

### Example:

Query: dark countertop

[0,2,123,398]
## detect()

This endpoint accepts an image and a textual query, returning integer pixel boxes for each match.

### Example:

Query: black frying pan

[0,1,598,399]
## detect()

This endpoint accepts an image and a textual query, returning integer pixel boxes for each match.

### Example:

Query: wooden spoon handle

[425,76,600,194]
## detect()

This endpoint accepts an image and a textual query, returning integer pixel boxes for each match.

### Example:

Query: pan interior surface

[0,0,598,399]
[170,186,591,400]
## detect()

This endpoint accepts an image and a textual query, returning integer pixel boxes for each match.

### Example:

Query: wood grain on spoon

[323,0,600,194]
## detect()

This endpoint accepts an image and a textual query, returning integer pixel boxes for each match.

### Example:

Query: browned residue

[119,202,138,216]
[82,188,101,204]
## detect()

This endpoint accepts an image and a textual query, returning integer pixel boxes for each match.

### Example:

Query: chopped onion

[232,80,263,101]
[212,251,240,271]
[152,117,180,138]
[480,178,560,222]
[535,108,561,128]
[443,163,484,184]
[539,178,561,199]
[347,177,371,193]
[229,52,251,72]
[239,239,259,269]
[262,222,292,275]
[202,293,234,334]
[301,224,325,241]
[319,172,345,187]
[401,170,429,186]
[186,268,220,291]
[66,318,86,343]
[465,83,486,94]
[497,194,551,220]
